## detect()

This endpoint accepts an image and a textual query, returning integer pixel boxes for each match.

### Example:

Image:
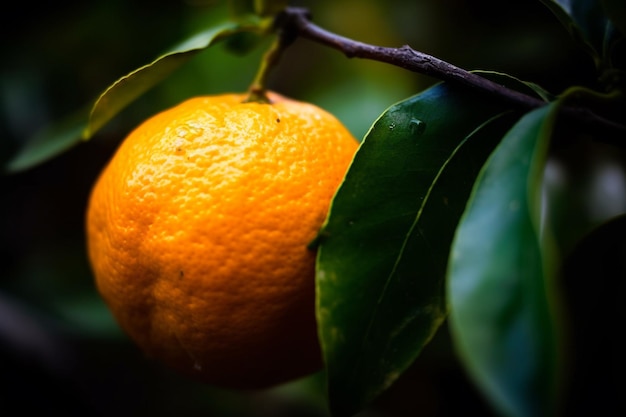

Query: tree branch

[279,7,626,141]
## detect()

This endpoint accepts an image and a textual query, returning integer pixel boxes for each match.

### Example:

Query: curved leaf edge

[350,111,517,405]
[83,20,266,138]
[446,101,565,417]
[316,81,532,417]
[537,0,625,67]
[472,70,555,102]
[4,21,268,174]
[4,107,90,174]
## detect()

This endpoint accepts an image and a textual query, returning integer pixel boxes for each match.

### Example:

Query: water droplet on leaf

[409,118,426,135]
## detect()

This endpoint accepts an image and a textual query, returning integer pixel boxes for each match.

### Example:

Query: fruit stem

[245,16,298,104]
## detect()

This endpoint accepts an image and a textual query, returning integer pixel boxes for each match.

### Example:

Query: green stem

[245,19,297,103]
[559,85,624,105]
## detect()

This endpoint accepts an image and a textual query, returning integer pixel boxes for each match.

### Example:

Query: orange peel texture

[86,92,358,389]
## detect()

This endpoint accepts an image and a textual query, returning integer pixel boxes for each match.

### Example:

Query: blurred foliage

[1,0,623,416]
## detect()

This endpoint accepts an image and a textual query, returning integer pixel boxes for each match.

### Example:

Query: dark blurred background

[1,1,622,416]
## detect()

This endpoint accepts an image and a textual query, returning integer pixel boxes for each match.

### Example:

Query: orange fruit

[86,91,358,389]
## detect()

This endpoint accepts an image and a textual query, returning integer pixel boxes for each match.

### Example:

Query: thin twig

[280,7,626,141]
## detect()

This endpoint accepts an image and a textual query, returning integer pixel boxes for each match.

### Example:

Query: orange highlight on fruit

[86,92,358,389]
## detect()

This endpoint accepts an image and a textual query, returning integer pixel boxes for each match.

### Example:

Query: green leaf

[447,103,563,417]
[472,70,554,102]
[5,20,260,173]
[5,107,89,173]
[316,82,522,417]
[539,0,612,64]
[84,21,246,138]
[228,0,255,17]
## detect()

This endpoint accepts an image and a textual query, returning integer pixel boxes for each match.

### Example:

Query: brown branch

[279,7,626,141]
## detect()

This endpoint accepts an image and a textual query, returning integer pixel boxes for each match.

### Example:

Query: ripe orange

[86,91,358,389]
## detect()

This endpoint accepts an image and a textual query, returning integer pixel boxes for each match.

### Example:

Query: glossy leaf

[84,21,247,138]
[316,82,522,417]
[539,0,611,62]
[473,70,554,102]
[447,103,563,417]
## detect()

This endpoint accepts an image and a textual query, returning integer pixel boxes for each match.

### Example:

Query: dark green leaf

[84,21,246,138]
[316,82,522,417]
[447,103,563,417]
[5,21,258,173]
[539,0,612,63]
[473,70,554,102]
[228,0,255,18]
[5,107,89,173]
